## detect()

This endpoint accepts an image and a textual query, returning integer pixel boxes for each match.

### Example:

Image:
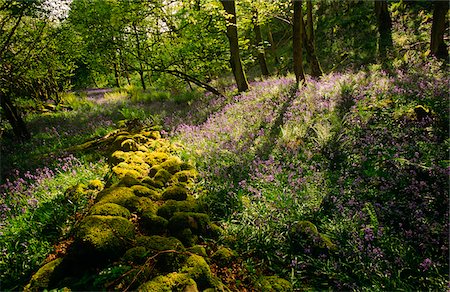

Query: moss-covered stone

[179,254,214,290]
[136,235,185,252]
[24,258,63,291]
[157,200,200,220]
[121,139,139,152]
[89,202,131,218]
[211,247,236,267]
[168,212,210,234]
[187,245,207,258]
[87,180,104,191]
[162,186,188,201]
[110,150,128,165]
[134,197,158,214]
[289,221,335,253]
[118,175,141,187]
[146,151,169,165]
[160,157,182,174]
[138,272,198,292]
[142,176,165,189]
[154,169,172,185]
[112,160,149,180]
[131,185,160,200]
[173,170,197,184]
[140,213,168,235]
[76,215,135,256]
[254,276,292,291]
[113,135,133,150]
[123,246,148,264]
[64,183,88,204]
[132,134,150,144]
[206,223,224,239]
[96,187,139,211]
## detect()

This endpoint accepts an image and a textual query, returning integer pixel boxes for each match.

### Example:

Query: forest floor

[0,59,449,291]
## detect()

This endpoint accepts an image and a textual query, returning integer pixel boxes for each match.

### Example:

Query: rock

[24,258,63,291]
[123,246,148,264]
[131,185,160,200]
[179,255,214,290]
[154,169,172,185]
[136,235,185,252]
[160,157,183,174]
[211,247,236,267]
[87,180,104,191]
[254,276,292,291]
[157,200,200,220]
[76,215,135,257]
[135,197,158,214]
[89,202,131,218]
[96,187,139,211]
[162,186,189,201]
[187,245,207,258]
[138,272,198,292]
[140,213,168,235]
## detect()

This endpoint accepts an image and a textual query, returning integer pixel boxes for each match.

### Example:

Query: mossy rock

[110,150,128,165]
[96,187,139,211]
[64,183,88,204]
[133,134,150,144]
[112,161,149,180]
[160,157,183,174]
[89,202,131,218]
[138,272,198,292]
[123,246,148,264]
[120,139,140,152]
[140,213,168,235]
[146,151,169,165]
[149,165,163,177]
[179,254,214,290]
[172,228,197,247]
[187,245,207,258]
[87,180,104,191]
[289,221,335,253]
[157,200,200,220]
[117,175,141,187]
[24,258,63,291]
[134,196,158,214]
[136,235,185,252]
[154,169,172,185]
[142,176,165,189]
[168,212,210,235]
[131,185,160,200]
[211,247,236,267]
[180,162,195,171]
[76,215,135,256]
[173,170,197,184]
[206,223,224,239]
[254,276,292,291]
[162,186,189,201]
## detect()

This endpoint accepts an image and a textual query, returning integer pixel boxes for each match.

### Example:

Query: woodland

[0,0,449,291]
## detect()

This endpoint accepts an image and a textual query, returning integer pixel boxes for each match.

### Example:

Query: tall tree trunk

[374,1,393,60]
[113,62,120,88]
[430,1,449,60]
[252,9,270,77]
[293,0,305,84]
[304,0,322,77]
[132,23,146,90]
[220,0,249,92]
[267,27,280,65]
[1,91,30,141]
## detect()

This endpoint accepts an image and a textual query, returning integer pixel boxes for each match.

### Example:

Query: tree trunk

[133,23,146,90]
[374,1,393,60]
[113,62,120,88]
[293,0,305,84]
[305,0,322,77]
[430,1,449,60]
[252,9,270,77]
[267,27,280,65]
[220,0,249,92]
[0,91,30,141]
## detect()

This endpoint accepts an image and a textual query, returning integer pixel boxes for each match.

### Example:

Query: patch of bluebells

[0,155,107,225]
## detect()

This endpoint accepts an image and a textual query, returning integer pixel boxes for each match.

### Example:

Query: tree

[293,0,305,84]
[374,0,393,60]
[430,1,449,60]
[252,7,269,76]
[220,0,249,92]
[304,0,322,77]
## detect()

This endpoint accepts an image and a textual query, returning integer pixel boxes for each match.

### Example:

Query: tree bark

[304,0,322,77]
[374,1,393,60]
[267,27,280,65]
[430,1,449,60]
[132,23,146,90]
[0,91,30,141]
[293,0,305,84]
[252,9,270,77]
[113,62,120,88]
[220,0,249,92]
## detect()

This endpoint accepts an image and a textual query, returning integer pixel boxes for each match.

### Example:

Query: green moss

[255,276,292,291]
[132,134,150,144]
[142,176,165,189]
[154,169,172,185]
[211,247,236,266]
[131,185,160,200]
[118,175,141,187]
[160,157,183,174]
[110,150,128,165]
[187,245,207,257]
[64,183,88,204]
[113,135,133,150]
[24,258,63,291]
[96,187,139,211]
[157,200,200,219]
[138,272,197,292]
[90,202,131,218]
[112,160,150,180]
[140,213,168,235]
[162,186,188,201]
[146,151,169,165]
[206,223,224,239]
[121,139,139,152]
[289,221,335,253]
[149,165,163,177]
[136,235,185,252]
[173,170,197,184]
[76,215,135,256]
[179,254,214,290]
[123,246,148,264]
[88,180,104,191]
[168,212,210,234]
[135,197,158,214]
